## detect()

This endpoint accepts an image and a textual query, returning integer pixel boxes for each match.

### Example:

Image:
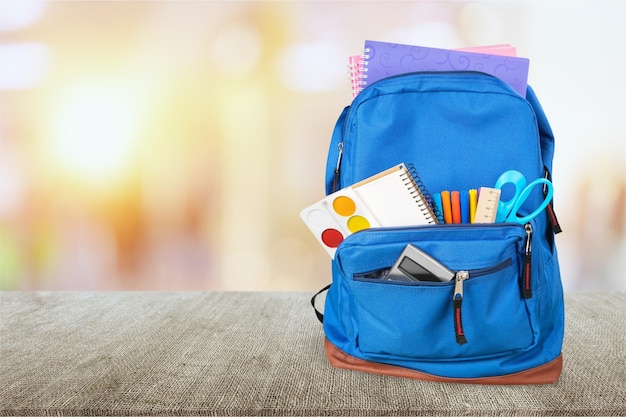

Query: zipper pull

[332,142,344,193]
[544,168,562,234]
[545,201,562,234]
[453,271,469,345]
[523,223,533,298]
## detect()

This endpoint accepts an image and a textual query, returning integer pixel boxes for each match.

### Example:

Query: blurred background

[1,1,624,292]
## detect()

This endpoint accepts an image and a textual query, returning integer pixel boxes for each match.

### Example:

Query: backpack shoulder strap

[526,86,555,174]
[310,284,331,323]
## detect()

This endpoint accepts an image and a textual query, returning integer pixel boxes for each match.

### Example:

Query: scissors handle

[506,178,553,224]
[494,170,526,223]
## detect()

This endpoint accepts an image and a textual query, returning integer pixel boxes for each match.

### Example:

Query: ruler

[474,187,501,223]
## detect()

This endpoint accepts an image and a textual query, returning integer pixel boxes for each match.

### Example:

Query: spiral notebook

[351,163,438,227]
[348,54,366,98]
[300,163,438,257]
[349,40,529,97]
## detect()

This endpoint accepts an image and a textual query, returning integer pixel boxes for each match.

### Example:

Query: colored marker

[451,191,461,224]
[440,190,453,224]
[432,192,445,224]
[469,189,478,223]
[460,190,470,224]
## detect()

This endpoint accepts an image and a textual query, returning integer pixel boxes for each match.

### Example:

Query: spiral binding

[403,163,441,224]
[348,48,370,98]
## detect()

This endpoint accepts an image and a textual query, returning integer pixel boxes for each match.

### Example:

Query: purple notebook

[362,40,529,97]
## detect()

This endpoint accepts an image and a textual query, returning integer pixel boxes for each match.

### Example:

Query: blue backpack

[313,72,564,384]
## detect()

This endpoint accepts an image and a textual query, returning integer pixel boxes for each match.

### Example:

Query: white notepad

[352,163,438,227]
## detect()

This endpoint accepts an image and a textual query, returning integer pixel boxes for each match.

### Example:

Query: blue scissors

[494,170,554,224]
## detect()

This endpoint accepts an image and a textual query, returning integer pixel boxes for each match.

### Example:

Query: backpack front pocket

[333,224,535,360]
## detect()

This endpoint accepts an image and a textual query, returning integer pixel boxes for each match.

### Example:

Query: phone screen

[387,244,454,283]
[397,256,442,282]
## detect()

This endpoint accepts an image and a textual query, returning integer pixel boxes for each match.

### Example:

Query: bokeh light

[0,1,624,292]
[45,81,142,184]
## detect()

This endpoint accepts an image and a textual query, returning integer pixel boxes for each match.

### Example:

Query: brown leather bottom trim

[325,338,562,385]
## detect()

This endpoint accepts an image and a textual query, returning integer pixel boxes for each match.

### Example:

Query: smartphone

[386,244,454,283]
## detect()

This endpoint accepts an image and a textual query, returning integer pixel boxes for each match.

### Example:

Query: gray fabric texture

[0,291,624,416]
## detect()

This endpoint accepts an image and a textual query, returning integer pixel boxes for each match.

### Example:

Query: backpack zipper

[451,258,514,345]
[353,257,513,284]
[332,141,344,193]
[453,270,469,345]
[543,167,562,234]
[361,70,503,94]
[523,223,533,298]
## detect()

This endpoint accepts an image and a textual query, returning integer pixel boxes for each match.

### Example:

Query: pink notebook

[348,54,366,98]
[456,43,517,57]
